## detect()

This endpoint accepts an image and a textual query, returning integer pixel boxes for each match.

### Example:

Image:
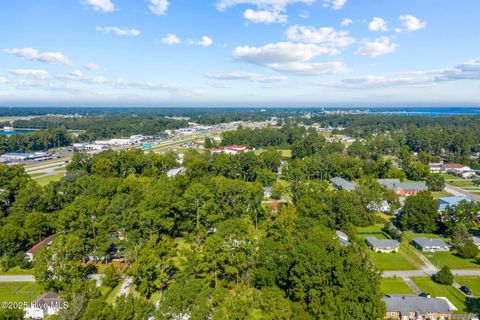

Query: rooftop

[383,295,451,315]
[377,179,427,191]
[330,177,357,191]
[412,237,451,249]
[26,235,55,254]
[366,237,400,250]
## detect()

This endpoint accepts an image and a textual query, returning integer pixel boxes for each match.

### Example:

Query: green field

[33,173,65,186]
[0,282,42,303]
[431,190,453,198]
[448,180,477,188]
[380,278,414,294]
[455,277,480,296]
[422,250,479,269]
[368,250,417,271]
[0,267,33,275]
[412,278,467,313]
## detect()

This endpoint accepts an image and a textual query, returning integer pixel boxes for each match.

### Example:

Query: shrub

[432,266,454,285]
[458,242,479,259]
[382,222,402,241]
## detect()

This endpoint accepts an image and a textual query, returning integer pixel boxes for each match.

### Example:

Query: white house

[25,235,55,262]
[24,292,65,319]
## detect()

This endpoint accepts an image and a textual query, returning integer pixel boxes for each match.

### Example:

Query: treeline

[5,115,189,139]
[0,129,72,153]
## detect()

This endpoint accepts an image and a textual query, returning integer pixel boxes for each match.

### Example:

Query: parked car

[419,292,430,298]
[460,286,472,296]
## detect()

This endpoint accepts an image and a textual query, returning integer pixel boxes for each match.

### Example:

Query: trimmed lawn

[448,180,477,188]
[431,190,453,198]
[104,283,122,304]
[380,278,414,294]
[0,282,42,303]
[422,251,479,269]
[34,173,65,186]
[0,267,33,275]
[368,251,417,271]
[412,278,467,313]
[455,277,480,296]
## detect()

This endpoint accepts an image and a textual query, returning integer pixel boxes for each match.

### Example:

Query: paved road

[445,184,480,201]
[383,269,480,278]
[0,275,35,282]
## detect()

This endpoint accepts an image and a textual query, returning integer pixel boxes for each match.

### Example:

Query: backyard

[422,250,479,269]
[0,282,42,303]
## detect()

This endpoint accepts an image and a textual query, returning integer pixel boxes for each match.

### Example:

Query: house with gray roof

[335,230,349,246]
[365,236,400,253]
[377,179,427,196]
[383,294,452,320]
[412,237,451,252]
[330,177,356,191]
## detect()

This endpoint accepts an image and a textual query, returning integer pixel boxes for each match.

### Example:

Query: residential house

[377,179,428,196]
[365,237,400,253]
[210,145,247,155]
[473,236,480,249]
[263,187,273,198]
[25,235,55,262]
[24,292,65,319]
[336,230,349,246]
[412,237,451,252]
[167,167,185,178]
[330,177,357,191]
[438,196,470,211]
[367,200,391,213]
[383,294,452,320]
[444,163,471,174]
[429,162,443,173]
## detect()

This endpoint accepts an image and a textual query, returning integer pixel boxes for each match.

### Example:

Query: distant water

[0,129,33,135]
[322,107,480,116]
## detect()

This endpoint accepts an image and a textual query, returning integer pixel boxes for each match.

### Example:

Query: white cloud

[299,10,309,18]
[368,17,388,32]
[149,0,169,16]
[196,36,213,47]
[340,18,353,27]
[286,25,355,47]
[161,34,181,45]
[83,0,115,13]
[330,58,480,89]
[9,69,51,80]
[233,42,347,75]
[70,70,84,78]
[206,71,286,83]
[243,9,287,24]
[216,0,315,24]
[96,26,141,36]
[85,62,100,71]
[399,15,426,32]
[2,47,72,66]
[355,37,398,57]
[210,82,231,89]
[0,77,9,85]
[323,0,346,10]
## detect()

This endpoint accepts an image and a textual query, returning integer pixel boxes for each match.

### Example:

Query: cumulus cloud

[206,71,286,83]
[355,37,398,57]
[9,69,51,80]
[216,0,315,24]
[161,34,181,45]
[85,62,100,71]
[330,58,480,89]
[2,47,72,66]
[323,0,346,10]
[233,42,348,75]
[243,9,287,24]
[399,15,426,32]
[210,82,231,89]
[285,25,355,47]
[83,0,115,13]
[341,18,353,27]
[368,17,388,32]
[196,36,213,47]
[149,0,169,16]
[96,26,141,36]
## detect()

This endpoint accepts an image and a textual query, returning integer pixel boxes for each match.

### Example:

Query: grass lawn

[28,172,47,178]
[368,251,417,271]
[455,277,480,296]
[33,173,65,186]
[422,250,479,269]
[103,283,122,304]
[380,278,414,294]
[431,190,453,198]
[0,267,33,275]
[0,282,42,303]
[448,180,477,188]
[441,173,463,180]
[357,224,384,233]
[412,277,467,313]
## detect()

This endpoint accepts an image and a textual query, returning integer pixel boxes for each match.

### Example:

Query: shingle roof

[412,237,451,249]
[26,235,55,254]
[383,295,451,316]
[31,292,63,306]
[330,177,356,191]
[377,179,427,191]
[365,237,400,250]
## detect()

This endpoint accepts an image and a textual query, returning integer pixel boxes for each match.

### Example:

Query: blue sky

[0,0,479,107]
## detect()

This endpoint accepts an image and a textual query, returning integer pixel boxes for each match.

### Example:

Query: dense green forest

[0,129,72,153]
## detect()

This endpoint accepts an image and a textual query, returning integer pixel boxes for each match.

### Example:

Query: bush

[432,266,454,285]
[382,222,403,241]
[102,265,121,289]
[458,242,479,259]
